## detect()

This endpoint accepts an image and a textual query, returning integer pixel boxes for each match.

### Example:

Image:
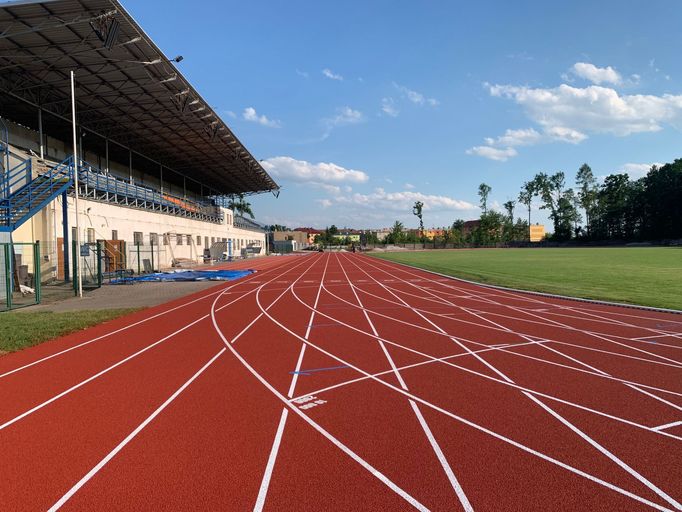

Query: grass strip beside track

[371,247,682,311]
[0,309,142,354]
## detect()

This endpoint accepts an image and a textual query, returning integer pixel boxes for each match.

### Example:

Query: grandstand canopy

[0,0,279,196]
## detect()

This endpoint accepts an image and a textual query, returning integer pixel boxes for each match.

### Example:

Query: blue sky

[127,1,682,230]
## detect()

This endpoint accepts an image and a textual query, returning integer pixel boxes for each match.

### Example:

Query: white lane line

[653,420,682,432]
[0,314,208,433]
[354,255,682,510]
[409,399,473,512]
[366,255,682,365]
[337,253,473,511]
[249,255,329,512]
[293,279,682,439]
[0,255,307,381]
[346,254,682,509]
[0,256,318,432]
[212,264,429,511]
[48,348,226,512]
[254,408,288,512]
[258,273,677,512]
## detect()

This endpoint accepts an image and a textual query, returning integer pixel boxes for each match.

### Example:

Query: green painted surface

[372,248,682,311]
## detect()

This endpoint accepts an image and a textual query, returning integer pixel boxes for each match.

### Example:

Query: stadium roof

[0,0,279,196]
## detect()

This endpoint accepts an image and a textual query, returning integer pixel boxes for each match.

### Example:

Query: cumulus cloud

[334,188,476,212]
[261,156,369,185]
[381,97,399,117]
[572,62,622,85]
[242,107,280,128]
[322,68,343,81]
[489,83,682,136]
[483,128,542,147]
[393,83,439,107]
[466,146,518,161]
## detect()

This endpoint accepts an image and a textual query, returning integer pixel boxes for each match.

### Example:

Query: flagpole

[70,70,82,298]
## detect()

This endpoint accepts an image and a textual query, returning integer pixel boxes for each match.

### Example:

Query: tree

[387,220,405,244]
[576,164,598,237]
[478,183,492,214]
[412,201,424,239]
[502,200,516,242]
[533,171,576,240]
[518,181,535,241]
[228,194,255,219]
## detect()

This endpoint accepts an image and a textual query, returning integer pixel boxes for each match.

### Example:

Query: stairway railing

[1,158,32,199]
[0,156,73,231]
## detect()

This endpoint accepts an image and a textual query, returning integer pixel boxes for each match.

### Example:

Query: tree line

[516,159,681,241]
[384,158,681,246]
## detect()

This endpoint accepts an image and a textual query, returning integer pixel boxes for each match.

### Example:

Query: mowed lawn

[372,247,682,311]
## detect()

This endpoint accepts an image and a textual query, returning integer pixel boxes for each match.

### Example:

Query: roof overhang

[0,0,279,196]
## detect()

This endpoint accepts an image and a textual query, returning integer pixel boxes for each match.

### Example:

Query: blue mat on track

[112,269,253,284]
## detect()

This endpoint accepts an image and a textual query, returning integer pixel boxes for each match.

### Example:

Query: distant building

[421,228,446,239]
[273,230,308,246]
[530,224,545,242]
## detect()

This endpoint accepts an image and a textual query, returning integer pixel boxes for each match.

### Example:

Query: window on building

[150,233,159,246]
[177,234,183,246]
[196,235,202,246]
[111,230,118,241]
[186,234,192,245]
[133,232,144,246]
[205,237,209,249]
[163,234,169,246]
[87,228,95,244]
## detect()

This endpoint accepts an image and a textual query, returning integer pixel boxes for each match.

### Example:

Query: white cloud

[489,83,682,137]
[225,110,237,119]
[381,97,399,117]
[327,106,364,127]
[334,187,476,212]
[261,156,369,185]
[322,68,343,81]
[545,126,587,144]
[466,146,518,161]
[572,62,622,85]
[296,69,309,78]
[404,183,415,190]
[484,128,542,147]
[393,83,438,107]
[618,162,662,178]
[316,199,333,208]
[242,107,280,128]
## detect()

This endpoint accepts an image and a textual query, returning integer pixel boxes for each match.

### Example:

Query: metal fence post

[4,244,11,310]
[150,239,154,272]
[34,241,41,304]
[72,240,77,295]
[97,241,102,288]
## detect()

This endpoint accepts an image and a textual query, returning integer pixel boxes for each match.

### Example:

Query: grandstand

[0,0,278,289]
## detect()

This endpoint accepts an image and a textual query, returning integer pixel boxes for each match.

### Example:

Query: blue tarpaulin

[112,269,253,284]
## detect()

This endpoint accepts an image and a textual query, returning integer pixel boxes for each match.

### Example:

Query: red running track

[0,252,681,511]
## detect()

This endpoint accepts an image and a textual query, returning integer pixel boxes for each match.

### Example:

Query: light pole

[70,70,82,298]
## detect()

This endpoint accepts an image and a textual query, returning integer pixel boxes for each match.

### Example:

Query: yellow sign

[530,225,545,242]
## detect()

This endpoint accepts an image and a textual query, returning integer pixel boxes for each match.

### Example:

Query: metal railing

[77,159,224,223]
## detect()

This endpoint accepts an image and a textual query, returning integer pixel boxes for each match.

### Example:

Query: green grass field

[372,247,682,311]
[0,309,141,354]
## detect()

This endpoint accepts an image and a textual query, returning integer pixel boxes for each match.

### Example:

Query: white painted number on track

[292,395,327,410]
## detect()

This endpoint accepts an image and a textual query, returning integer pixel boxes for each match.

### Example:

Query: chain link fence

[0,241,42,311]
